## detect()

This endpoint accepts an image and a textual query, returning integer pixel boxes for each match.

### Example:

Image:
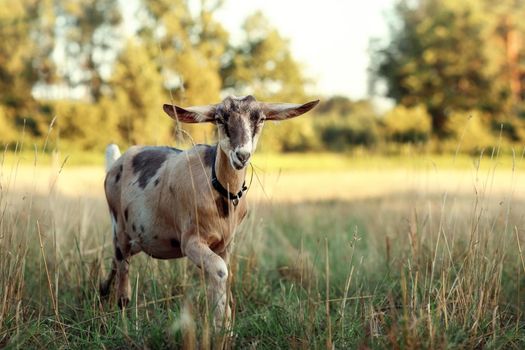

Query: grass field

[1,150,525,348]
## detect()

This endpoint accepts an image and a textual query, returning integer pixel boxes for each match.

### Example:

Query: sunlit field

[4,0,525,347]
[1,150,525,349]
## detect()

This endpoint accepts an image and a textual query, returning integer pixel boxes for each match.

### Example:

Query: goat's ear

[260,100,320,121]
[163,104,216,123]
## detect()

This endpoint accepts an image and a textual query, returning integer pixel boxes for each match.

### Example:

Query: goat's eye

[251,112,264,125]
[215,118,225,125]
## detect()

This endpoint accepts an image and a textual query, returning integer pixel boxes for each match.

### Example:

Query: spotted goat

[100,95,319,329]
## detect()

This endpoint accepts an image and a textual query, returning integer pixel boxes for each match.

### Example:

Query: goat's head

[163,95,319,170]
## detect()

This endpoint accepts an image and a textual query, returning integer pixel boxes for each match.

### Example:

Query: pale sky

[215,0,393,100]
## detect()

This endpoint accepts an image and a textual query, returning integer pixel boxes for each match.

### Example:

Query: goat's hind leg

[114,237,133,309]
[100,249,132,309]
[99,257,116,298]
[100,221,119,299]
[100,221,133,308]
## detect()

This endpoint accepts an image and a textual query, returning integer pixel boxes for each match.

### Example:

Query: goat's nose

[235,150,250,164]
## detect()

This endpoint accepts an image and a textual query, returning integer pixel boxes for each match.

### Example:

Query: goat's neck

[215,146,246,193]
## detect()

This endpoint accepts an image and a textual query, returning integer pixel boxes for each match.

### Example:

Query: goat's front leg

[218,246,233,325]
[184,236,230,331]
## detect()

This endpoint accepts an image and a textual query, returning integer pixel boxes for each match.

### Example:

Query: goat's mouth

[229,151,249,170]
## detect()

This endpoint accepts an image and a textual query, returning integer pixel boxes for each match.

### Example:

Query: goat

[100,95,319,330]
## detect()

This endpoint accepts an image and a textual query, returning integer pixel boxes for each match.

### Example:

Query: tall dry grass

[0,142,524,348]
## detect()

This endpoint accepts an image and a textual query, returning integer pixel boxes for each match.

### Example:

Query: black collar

[211,147,247,206]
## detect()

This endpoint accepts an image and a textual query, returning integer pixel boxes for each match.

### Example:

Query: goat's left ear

[163,104,217,123]
[260,100,320,121]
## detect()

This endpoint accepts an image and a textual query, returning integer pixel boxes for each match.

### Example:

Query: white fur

[105,144,121,172]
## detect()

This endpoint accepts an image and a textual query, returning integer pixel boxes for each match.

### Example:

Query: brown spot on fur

[215,197,230,218]
[132,147,181,189]
[115,164,123,183]
[202,145,216,167]
[116,247,124,261]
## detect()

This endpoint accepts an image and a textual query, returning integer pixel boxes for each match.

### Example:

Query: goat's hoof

[118,296,130,309]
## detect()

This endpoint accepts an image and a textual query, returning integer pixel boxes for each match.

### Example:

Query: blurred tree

[0,0,52,141]
[109,40,169,146]
[56,0,121,101]
[479,0,525,110]
[136,0,228,144]
[383,105,432,143]
[371,0,498,136]
[0,106,18,144]
[140,0,227,105]
[316,96,356,116]
[221,11,308,102]
[445,110,495,154]
[476,0,525,141]
[34,0,57,86]
[317,98,379,150]
[317,96,376,117]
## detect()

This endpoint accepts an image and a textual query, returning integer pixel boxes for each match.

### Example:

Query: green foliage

[319,114,379,151]
[0,106,18,145]
[445,110,496,154]
[2,0,525,155]
[52,99,119,150]
[140,0,226,106]
[259,118,321,152]
[0,0,42,138]
[316,97,379,151]
[221,12,308,102]
[57,0,121,101]
[371,0,525,135]
[383,105,432,143]
[109,40,170,146]
[491,115,525,143]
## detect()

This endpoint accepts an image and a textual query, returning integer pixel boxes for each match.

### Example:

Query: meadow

[1,149,525,349]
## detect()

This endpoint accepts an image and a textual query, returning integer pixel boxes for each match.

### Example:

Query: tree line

[1,0,525,155]
[0,0,308,151]
[370,0,525,154]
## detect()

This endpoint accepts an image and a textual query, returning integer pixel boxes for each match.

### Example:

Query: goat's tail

[105,143,121,172]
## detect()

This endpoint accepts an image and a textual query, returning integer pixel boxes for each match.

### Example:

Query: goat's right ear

[163,104,216,123]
